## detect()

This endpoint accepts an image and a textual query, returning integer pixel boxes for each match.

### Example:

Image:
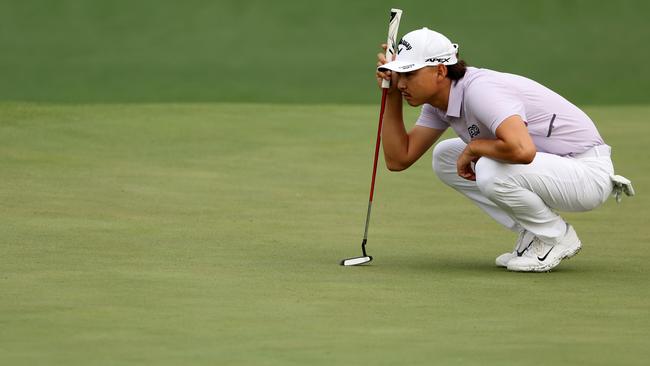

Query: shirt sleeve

[415,104,449,131]
[464,76,527,134]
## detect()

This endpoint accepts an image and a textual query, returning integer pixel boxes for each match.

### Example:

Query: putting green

[1,103,648,365]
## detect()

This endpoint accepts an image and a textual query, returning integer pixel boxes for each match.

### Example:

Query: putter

[341,8,402,266]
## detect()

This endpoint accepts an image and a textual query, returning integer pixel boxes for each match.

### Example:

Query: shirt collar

[446,78,464,118]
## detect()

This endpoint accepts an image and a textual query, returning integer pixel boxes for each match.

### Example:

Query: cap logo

[399,64,415,69]
[397,38,412,54]
[425,57,451,64]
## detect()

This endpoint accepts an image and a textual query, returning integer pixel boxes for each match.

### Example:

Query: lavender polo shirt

[416,67,604,156]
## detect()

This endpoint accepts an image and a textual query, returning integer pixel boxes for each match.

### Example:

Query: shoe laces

[530,236,552,257]
[514,230,527,252]
[531,237,543,256]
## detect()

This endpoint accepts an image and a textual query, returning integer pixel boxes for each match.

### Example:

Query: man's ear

[438,65,448,80]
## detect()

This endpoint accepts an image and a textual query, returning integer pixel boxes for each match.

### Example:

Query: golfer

[376,27,633,272]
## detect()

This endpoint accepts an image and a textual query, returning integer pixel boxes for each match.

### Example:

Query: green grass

[1,102,648,365]
[1,0,650,104]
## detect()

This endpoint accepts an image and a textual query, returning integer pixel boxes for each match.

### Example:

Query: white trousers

[432,138,614,244]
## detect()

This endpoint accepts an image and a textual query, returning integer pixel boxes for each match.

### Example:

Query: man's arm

[376,45,444,171]
[457,115,536,180]
[381,92,444,171]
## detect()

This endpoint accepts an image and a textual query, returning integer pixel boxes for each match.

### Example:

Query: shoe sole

[507,245,582,272]
[507,257,562,272]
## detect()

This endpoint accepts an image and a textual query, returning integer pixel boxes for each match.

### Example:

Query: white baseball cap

[378,27,459,73]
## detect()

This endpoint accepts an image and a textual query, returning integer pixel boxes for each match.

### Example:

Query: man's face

[396,66,442,106]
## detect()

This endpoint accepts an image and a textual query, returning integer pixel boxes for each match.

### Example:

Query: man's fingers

[376,72,390,82]
[376,49,391,81]
[376,43,396,87]
[458,169,476,181]
[457,155,477,181]
[376,69,391,81]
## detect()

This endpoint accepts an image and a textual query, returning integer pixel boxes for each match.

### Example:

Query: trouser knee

[475,157,508,199]
[432,139,462,184]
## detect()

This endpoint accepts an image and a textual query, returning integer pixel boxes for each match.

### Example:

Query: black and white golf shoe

[506,224,582,272]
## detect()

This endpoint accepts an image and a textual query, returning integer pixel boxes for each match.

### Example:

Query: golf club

[340,8,402,266]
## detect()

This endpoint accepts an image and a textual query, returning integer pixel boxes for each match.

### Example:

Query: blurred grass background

[1,0,649,104]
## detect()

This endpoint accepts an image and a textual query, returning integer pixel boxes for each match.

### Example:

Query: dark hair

[446,59,468,81]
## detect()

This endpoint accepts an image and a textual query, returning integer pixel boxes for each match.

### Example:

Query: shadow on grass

[375,253,592,276]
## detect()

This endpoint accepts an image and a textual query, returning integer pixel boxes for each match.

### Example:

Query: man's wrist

[467,141,477,156]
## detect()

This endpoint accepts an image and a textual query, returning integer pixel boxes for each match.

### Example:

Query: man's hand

[376,43,399,93]
[457,144,480,181]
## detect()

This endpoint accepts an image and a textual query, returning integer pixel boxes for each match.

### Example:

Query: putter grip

[382,8,402,89]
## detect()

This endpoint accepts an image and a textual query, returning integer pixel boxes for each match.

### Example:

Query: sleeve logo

[468,124,480,138]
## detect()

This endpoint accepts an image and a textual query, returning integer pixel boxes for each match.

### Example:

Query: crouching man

[376,27,633,272]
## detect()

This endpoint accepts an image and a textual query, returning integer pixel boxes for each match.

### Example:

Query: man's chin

[404,98,422,107]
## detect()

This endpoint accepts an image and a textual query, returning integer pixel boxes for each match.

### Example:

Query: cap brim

[377,61,427,73]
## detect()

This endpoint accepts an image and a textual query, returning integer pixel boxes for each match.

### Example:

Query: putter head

[340,256,373,266]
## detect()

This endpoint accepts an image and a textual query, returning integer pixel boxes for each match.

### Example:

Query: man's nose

[397,76,406,90]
